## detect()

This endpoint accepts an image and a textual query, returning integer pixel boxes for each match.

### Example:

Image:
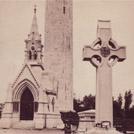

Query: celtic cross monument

[83,20,126,127]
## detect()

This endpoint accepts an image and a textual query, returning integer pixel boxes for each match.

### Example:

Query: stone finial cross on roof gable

[83,20,126,127]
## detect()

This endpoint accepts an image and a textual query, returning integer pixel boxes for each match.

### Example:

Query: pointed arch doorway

[20,87,34,120]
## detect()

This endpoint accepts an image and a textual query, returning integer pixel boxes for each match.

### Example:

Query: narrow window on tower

[34,51,37,60]
[29,51,32,60]
[63,6,66,14]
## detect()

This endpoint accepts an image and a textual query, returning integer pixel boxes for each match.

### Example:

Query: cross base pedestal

[86,127,122,134]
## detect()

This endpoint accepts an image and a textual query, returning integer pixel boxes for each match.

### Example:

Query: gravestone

[83,20,126,133]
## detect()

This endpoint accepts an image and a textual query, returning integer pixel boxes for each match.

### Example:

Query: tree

[73,98,81,112]
[73,94,95,112]
[83,94,95,110]
[113,94,123,119]
[124,90,133,118]
[118,93,123,110]
[129,105,134,119]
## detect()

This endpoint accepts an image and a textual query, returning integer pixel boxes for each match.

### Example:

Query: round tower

[44,0,73,111]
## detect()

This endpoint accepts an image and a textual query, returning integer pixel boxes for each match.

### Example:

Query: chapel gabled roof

[12,64,40,88]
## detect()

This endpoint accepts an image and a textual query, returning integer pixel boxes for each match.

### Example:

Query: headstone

[83,20,126,129]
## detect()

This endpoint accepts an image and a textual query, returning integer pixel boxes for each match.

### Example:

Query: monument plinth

[83,20,126,134]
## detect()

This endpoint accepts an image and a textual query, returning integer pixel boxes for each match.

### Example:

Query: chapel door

[20,88,34,120]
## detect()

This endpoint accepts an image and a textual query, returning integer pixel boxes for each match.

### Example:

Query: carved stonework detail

[100,47,110,57]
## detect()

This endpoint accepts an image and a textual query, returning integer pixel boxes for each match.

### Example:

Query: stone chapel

[0,0,73,129]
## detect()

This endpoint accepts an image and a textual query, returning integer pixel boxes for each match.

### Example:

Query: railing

[95,121,111,130]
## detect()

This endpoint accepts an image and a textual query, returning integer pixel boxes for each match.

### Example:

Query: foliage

[128,105,134,119]
[124,90,133,118]
[113,90,134,132]
[118,93,123,110]
[83,94,95,110]
[73,98,81,112]
[73,90,134,119]
[73,94,95,112]
[73,90,134,132]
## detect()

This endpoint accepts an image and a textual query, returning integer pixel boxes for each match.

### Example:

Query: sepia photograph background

[0,0,134,102]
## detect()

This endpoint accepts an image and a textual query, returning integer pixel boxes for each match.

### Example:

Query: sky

[0,0,134,102]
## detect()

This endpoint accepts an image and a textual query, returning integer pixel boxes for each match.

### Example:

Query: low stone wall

[0,112,64,130]
[45,113,64,129]
[78,109,95,132]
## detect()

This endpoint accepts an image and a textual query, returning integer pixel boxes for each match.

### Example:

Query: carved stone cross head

[83,20,126,68]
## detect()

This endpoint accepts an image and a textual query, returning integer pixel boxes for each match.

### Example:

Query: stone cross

[83,20,126,127]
